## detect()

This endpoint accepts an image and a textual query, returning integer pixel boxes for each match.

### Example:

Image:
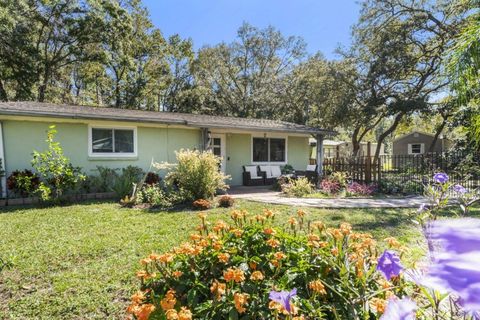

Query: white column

[316,134,324,179]
[0,122,6,197]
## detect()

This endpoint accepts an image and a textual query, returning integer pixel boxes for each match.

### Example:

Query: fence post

[365,141,372,183]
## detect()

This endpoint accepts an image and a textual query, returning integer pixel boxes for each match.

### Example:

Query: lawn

[0,200,423,319]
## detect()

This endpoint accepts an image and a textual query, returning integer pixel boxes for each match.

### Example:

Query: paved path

[231,191,426,208]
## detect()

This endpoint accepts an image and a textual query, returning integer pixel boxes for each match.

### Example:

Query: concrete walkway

[229,187,425,209]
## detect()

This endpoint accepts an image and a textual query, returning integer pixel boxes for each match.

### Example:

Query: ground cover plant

[0,200,423,319]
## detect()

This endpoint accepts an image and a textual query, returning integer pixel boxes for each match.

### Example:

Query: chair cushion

[245,166,259,178]
[307,165,317,172]
[271,166,282,178]
[259,165,272,178]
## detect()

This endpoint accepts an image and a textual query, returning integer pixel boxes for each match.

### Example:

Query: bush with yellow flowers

[127,209,413,319]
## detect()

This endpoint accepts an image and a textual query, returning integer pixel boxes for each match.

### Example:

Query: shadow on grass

[0,199,118,214]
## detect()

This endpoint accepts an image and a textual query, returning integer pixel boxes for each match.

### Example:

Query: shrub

[144,172,161,186]
[218,195,235,208]
[135,185,182,209]
[129,209,410,319]
[330,171,348,188]
[6,170,40,197]
[88,166,119,193]
[192,199,212,210]
[112,165,144,199]
[281,164,294,174]
[346,182,377,196]
[31,125,85,201]
[164,150,229,201]
[320,177,341,194]
[281,177,314,197]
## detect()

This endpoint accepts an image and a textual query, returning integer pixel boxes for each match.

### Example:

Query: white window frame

[251,134,288,165]
[408,143,424,155]
[88,125,138,158]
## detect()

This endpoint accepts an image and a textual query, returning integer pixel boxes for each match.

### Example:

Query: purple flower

[433,172,449,184]
[421,219,480,315]
[380,297,417,320]
[453,184,468,194]
[269,288,297,313]
[377,250,403,280]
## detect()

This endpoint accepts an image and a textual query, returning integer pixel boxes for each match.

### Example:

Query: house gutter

[0,121,6,198]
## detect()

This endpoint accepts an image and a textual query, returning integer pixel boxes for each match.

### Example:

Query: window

[90,127,136,156]
[252,137,286,163]
[409,143,424,155]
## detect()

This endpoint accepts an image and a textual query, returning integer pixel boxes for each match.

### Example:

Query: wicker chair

[259,165,282,185]
[242,165,265,186]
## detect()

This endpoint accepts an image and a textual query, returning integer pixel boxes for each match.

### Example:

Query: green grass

[0,200,423,319]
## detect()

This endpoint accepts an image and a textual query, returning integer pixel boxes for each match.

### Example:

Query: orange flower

[230,210,245,220]
[218,252,230,263]
[249,261,257,270]
[131,291,146,304]
[140,257,152,265]
[178,307,192,320]
[331,248,339,256]
[234,292,249,314]
[198,212,207,220]
[327,228,343,240]
[271,259,279,267]
[255,214,266,223]
[274,251,287,260]
[230,228,243,237]
[149,253,161,260]
[213,220,229,233]
[308,280,327,295]
[165,309,179,320]
[136,304,155,320]
[288,217,297,226]
[308,234,320,241]
[210,280,227,300]
[264,227,276,235]
[190,233,202,241]
[311,221,325,231]
[136,270,155,280]
[384,237,401,248]
[250,271,264,281]
[223,267,245,283]
[370,298,387,314]
[160,289,176,311]
[172,270,183,278]
[340,222,352,235]
[159,253,175,263]
[297,209,306,217]
[266,238,280,248]
[263,208,276,218]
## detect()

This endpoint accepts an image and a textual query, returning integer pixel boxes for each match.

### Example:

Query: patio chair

[259,165,282,185]
[242,165,265,186]
[296,164,318,184]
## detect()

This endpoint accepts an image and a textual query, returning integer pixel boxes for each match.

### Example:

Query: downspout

[0,122,6,198]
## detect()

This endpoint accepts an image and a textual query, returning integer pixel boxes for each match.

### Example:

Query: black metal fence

[322,152,480,194]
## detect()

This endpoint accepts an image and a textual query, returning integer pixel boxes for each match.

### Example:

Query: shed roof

[0,102,333,135]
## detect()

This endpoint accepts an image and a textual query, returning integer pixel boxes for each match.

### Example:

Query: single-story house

[0,102,332,192]
[309,138,385,161]
[392,131,452,155]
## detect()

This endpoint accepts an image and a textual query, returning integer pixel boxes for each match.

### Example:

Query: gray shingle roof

[0,102,332,135]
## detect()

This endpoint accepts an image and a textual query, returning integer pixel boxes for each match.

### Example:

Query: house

[392,131,451,155]
[0,102,332,190]
[309,138,385,161]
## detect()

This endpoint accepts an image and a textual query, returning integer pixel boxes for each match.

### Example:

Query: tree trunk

[0,79,8,101]
[38,67,50,102]
[373,112,404,165]
[428,119,447,153]
[352,127,361,157]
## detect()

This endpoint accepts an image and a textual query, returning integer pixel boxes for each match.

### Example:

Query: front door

[211,134,226,173]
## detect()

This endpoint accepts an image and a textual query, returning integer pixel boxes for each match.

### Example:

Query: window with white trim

[90,127,136,156]
[252,137,286,162]
[408,143,424,155]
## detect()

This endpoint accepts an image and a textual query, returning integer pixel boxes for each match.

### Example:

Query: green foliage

[130,209,412,319]
[112,165,144,199]
[6,169,40,197]
[163,150,229,201]
[281,177,314,197]
[135,185,182,209]
[281,164,294,174]
[31,126,85,201]
[89,166,119,193]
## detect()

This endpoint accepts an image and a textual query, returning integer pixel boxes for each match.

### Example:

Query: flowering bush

[346,182,377,196]
[281,177,314,197]
[128,209,416,319]
[320,177,341,194]
[192,199,212,210]
[218,195,235,208]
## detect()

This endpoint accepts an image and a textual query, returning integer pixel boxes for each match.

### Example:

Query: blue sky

[142,0,361,59]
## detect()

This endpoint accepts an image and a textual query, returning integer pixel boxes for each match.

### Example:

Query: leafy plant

[31,125,85,201]
[112,165,144,199]
[144,172,161,186]
[6,169,40,197]
[281,164,294,174]
[129,209,411,319]
[218,195,235,208]
[162,149,229,201]
[135,185,182,209]
[346,182,377,196]
[320,177,341,195]
[281,177,314,197]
